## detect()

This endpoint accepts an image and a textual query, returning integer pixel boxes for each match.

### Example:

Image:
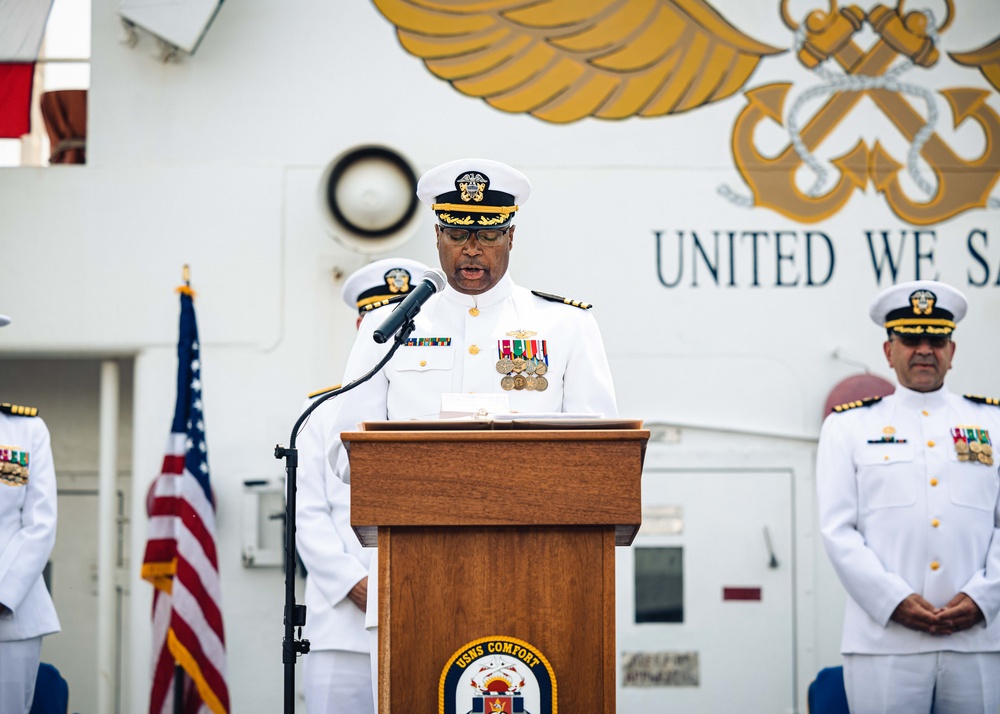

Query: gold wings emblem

[373,0,782,123]
[951,35,1000,94]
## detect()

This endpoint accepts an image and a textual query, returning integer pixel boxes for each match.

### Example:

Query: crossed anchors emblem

[732,0,1000,224]
[373,0,1000,225]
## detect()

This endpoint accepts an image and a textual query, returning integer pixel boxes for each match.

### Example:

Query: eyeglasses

[438,226,510,246]
[894,334,951,349]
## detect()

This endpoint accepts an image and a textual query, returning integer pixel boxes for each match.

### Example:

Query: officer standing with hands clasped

[321,158,619,704]
[0,312,61,714]
[295,258,429,714]
[817,280,1000,713]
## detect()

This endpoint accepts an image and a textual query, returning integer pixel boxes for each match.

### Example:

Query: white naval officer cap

[868,280,968,336]
[416,158,531,229]
[341,257,432,314]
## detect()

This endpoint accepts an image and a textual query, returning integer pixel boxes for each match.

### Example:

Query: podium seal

[439,636,557,714]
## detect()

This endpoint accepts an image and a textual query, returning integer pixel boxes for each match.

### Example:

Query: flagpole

[174,265,189,714]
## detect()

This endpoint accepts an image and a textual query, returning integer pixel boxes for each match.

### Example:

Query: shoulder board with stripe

[832,396,882,413]
[964,394,1000,407]
[1,403,39,417]
[531,290,592,310]
[307,385,342,399]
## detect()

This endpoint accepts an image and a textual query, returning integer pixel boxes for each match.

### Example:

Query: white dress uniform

[324,270,618,698]
[295,396,375,714]
[0,406,60,714]
[817,385,1000,711]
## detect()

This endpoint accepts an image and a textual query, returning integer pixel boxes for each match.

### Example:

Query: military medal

[954,426,994,465]
[496,340,514,374]
[496,334,548,392]
[953,428,971,460]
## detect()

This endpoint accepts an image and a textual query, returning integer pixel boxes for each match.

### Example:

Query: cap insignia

[457,172,487,203]
[910,290,936,315]
[384,268,412,294]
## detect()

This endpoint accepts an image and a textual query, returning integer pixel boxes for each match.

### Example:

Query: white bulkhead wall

[0,0,998,712]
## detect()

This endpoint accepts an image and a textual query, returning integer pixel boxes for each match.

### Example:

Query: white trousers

[0,637,42,714]
[844,651,1000,714]
[369,628,378,713]
[303,649,374,714]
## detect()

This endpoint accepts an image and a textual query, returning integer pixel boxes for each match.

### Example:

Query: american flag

[142,286,230,714]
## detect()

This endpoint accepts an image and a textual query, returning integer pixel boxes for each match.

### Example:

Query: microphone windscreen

[423,269,446,292]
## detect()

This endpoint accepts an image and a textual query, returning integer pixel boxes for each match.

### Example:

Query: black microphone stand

[276,318,417,714]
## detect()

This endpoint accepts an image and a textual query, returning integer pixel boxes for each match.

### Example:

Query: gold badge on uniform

[497,337,548,391]
[952,426,993,465]
[0,445,30,486]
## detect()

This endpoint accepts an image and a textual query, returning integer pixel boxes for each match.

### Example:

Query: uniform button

[419,360,427,367]
[883,455,889,461]
[468,345,480,355]
[927,440,935,447]
[922,410,929,416]
[930,478,938,486]
[931,519,940,528]
[930,561,940,571]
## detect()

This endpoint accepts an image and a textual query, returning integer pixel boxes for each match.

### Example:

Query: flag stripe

[174,560,225,644]
[168,618,229,711]
[147,497,219,568]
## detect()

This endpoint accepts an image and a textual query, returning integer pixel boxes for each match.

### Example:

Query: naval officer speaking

[318,157,619,702]
[817,280,1000,713]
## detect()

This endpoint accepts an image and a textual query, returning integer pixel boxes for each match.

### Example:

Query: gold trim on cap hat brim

[432,203,518,214]
[884,317,956,329]
[357,294,399,308]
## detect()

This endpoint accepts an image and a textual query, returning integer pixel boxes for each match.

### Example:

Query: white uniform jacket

[0,411,60,641]
[817,384,1000,654]
[294,397,372,653]
[325,272,619,627]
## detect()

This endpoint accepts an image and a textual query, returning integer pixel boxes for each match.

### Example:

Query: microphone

[373,269,447,343]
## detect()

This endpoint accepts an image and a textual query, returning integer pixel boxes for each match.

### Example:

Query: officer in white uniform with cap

[324,158,618,705]
[0,313,61,714]
[817,280,1000,713]
[295,258,429,714]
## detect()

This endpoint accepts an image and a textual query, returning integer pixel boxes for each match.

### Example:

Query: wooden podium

[344,421,648,713]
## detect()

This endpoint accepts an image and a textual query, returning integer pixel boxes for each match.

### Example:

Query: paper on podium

[359,415,643,431]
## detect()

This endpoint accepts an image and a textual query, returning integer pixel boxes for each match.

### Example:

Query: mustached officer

[817,280,1000,713]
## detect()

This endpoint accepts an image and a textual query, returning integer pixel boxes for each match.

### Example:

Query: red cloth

[0,62,35,137]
